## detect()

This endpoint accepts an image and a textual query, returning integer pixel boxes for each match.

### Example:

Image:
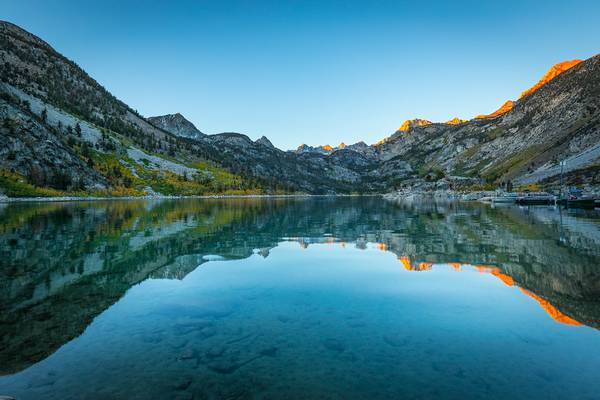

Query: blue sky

[2,1,599,149]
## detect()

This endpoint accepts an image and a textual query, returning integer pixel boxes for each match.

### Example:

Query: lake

[1,197,599,399]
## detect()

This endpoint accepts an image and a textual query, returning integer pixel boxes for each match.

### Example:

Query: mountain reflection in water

[0,197,599,399]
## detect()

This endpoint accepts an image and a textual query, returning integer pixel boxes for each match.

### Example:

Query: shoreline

[382,189,493,202]
[0,193,374,203]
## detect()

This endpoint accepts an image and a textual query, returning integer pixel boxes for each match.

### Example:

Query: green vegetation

[481,145,544,183]
[515,183,542,192]
[0,169,64,197]
[87,151,267,197]
[417,164,445,181]
[458,182,497,192]
[486,127,507,140]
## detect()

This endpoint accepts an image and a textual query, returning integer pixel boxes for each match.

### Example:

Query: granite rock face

[147,113,205,140]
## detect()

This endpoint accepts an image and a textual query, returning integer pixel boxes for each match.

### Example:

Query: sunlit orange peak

[446,117,466,125]
[374,137,388,146]
[520,59,582,99]
[338,142,347,149]
[321,144,334,152]
[399,118,432,132]
[475,100,514,119]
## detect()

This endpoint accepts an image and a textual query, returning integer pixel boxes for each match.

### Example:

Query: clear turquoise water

[1,197,599,399]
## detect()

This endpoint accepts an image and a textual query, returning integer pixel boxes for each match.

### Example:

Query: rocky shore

[383,189,494,202]
[0,193,321,203]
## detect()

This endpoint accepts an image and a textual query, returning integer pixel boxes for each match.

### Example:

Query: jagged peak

[255,135,275,148]
[520,59,583,99]
[446,117,467,125]
[374,137,388,146]
[147,113,204,138]
[399,119,432,132]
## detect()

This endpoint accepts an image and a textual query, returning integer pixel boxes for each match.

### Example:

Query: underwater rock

[383,334,410,347]
[226,332,254,345]
[207,359,243,374]
[340,352,358,363]
[259,346,278,357]
[206,345,226,359]
[141,333,163,343]
[173,393,193,400]
[27,376,55,388]
[179,348,196,360]
[322,338,345,353]
[344,311,364,320]
[207,351,266,374]
[277,314,291,323]
[199,327,217,339]
[347,320,366,328]
[174,320,214,336]
[173,376,192,390]
[170,338,189,350]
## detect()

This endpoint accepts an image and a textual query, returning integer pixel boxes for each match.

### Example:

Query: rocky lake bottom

[0,197,599,399]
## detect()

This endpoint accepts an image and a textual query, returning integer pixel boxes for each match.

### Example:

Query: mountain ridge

[1,20,599,196]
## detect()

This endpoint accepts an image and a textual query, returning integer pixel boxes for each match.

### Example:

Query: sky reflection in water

[0,197,599,399]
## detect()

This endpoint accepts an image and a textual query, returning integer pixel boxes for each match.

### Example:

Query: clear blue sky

[2,1,599,149]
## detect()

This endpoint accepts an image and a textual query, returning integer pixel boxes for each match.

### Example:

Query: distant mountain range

[1,20,599,196]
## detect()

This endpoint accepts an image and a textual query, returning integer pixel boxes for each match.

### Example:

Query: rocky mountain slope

[372,56,600,189]
[1,20,599,196]
[0,21,380,195]
[147,113,204,140]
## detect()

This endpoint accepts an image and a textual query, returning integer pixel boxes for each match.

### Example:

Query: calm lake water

[1,197,600,399]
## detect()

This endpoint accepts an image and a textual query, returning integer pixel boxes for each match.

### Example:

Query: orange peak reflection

[399,258,584,327]
[475,265,514,286]
[398,256,432,271]
[519,288,582,327]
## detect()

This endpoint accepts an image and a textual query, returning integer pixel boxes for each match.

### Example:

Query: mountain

[1,20,599,197]
[476,100,514,119]
[0,20,266,197]
[0,21,380,195]
[374,55,600,189]
[295,143,353,155]
[255,135,275,148]
[520,59,582,99]
[147,113,204,140]
[446,117,467,125]
[398,118,432,132]
[294,143,333,154]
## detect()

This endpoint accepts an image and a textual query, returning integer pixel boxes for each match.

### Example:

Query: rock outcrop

[398,118,433,132]
[147,113,204,140]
